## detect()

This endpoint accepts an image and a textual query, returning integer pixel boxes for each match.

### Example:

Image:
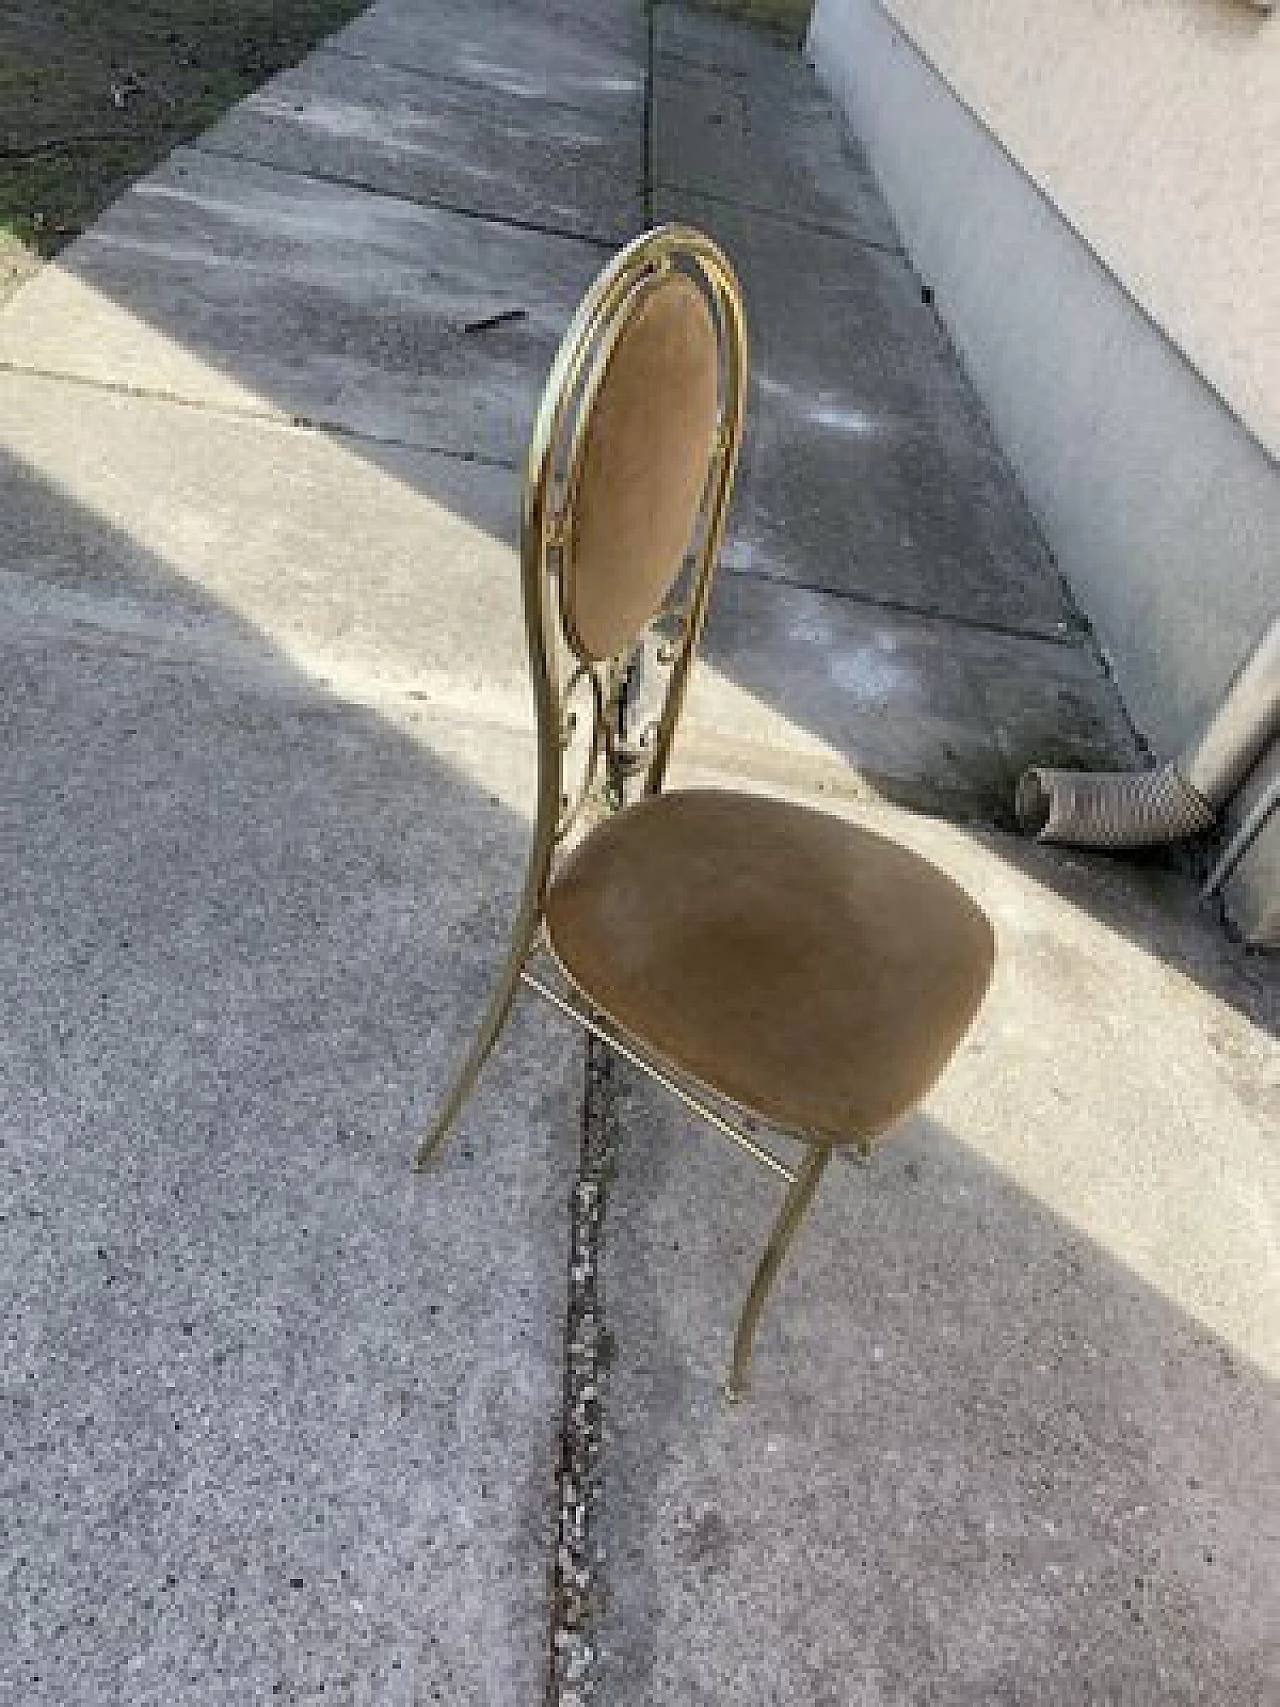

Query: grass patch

[0,0,370,304]
[682,0,814,36]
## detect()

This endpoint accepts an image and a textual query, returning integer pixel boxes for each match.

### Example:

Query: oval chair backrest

[561,268,722,663]
[514,227,746,902]
[521,227,747,805]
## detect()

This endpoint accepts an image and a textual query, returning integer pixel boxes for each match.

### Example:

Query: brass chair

[416,226,995,1397]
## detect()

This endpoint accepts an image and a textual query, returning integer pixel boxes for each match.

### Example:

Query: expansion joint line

[547,20,658,1696]
[643,0,656,225]
[546,1039,617,1707]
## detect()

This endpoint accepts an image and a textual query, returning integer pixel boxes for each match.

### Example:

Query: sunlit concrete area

[1,3,1274,1703]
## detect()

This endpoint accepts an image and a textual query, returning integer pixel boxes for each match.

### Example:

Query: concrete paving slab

[658,191,1076,636]
[0,148,605,460]
[332,0,646,117]
[595,776,1279,1704]
[202,48,645,244]
[682,571,1137,823]
[651,54,898,247]
[0,371,532,729]
[0,613,577,1706]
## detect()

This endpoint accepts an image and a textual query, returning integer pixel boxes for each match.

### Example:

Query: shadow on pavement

[0,450,575,1704]
[598,1087,1278,1703]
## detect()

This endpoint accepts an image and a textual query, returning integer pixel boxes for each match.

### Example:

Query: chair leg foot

[411,935,533,1170]
[412,1083,474,1172]
[727,1143,832,1401]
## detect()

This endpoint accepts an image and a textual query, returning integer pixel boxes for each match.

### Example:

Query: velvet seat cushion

[544,789,996,1145]
[563,270,720,662]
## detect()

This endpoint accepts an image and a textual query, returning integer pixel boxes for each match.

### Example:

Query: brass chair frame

[415,226,838,1397]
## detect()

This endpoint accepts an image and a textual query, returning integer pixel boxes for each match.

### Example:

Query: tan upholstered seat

[545,788,995,1145]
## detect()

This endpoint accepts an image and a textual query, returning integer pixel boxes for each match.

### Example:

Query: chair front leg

[726,1143,832,1400]
[412,921,538,1170]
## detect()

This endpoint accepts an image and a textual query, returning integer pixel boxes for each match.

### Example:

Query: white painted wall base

[1220,745,1279,949]
[809,0,1278,944]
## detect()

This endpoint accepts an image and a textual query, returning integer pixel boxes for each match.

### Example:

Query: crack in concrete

[546,1040,618,1707]
[643,1,656,227]
[190,141,625,251]
[0,357,520,467]
[649,173,906,255]
[546,11,657,1696]
[721,558,1086,646]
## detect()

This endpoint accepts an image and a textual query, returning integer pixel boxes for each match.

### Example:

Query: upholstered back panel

[562,270,720,663]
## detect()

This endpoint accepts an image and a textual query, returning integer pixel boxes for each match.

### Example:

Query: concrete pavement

[3,609,570,1704]
[600,756,1279,1705]
[0,3,1274,1703]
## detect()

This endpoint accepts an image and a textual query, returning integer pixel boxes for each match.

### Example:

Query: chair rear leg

[726,1143,832,1400]
[412,927,536,1170]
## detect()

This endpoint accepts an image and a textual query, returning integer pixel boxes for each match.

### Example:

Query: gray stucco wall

[808,0,1278,943]
[841,0,1280,459]
[808,0,1278,763]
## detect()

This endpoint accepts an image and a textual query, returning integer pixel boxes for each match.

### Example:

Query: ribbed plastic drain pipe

[1017,616,1280,851]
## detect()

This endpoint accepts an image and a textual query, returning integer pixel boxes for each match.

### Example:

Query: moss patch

[679,0,814,37]
[0,0,370,305]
